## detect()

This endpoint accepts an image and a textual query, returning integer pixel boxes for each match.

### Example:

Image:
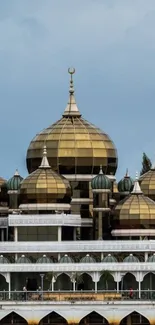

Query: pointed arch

[39,311,68,325]
[121,272,138,290]
[98,272,116,290]
[142,272,155,291]
[77,273,94,290]
[79,311,109,325]
[120,311,150,325]
[0,312,28,325]
[55,273,72,290]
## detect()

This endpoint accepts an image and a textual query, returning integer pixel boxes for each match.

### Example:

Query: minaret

[91,166,111,239]
[63,68,81,117]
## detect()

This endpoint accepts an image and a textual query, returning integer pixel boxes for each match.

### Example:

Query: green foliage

[140,152,152,176]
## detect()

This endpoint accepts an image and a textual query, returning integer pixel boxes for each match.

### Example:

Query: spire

[39,145,51,169]
[14,169,19,176]
[125,168,129,177]
[63,68,81,117]
[131,172,143,194]
[99,165,103,175]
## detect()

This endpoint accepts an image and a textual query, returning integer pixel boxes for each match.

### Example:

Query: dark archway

[79,312,109,325]
[0,312,27,325]
[77,273,94,290]
[142,273,155,290]
[120,312,150,325]
[55,273,72,290]
[0,274,8,291]
[121,273,138,290]
[98,272,116,290]
[39,312,68,325]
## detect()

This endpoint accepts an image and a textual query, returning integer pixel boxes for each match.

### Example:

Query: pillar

[117,281,119,293]
[138,280,141,299]
[14,227,18,242]
[98,194,103,239]
[58,226,62,242]
[94,281,98,293]
[145,252,148,262]
[73,281,76,291]
[73,228,76,241]
[8,273,11,299]
[1,229,4,241]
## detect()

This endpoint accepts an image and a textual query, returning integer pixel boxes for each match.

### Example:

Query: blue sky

[0,0,155,181]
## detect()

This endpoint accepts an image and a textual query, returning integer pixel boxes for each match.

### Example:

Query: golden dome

[26,69,118,175]
[20,146,71,204]
[115,175,155,227]
[0,177,6,188]
[139,167,155,200]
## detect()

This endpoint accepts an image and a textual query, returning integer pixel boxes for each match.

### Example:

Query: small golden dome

[20,146,71,204]
[0,177,6,189]
[26,69,118,175]
[115,174,155,227]
[139,167,155,200]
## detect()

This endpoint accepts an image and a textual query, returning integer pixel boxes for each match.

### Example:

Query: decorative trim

[0,240,154,253]
[8,214,81,227]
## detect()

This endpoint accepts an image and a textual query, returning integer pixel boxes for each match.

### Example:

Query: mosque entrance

[120,312,150,325]
[39,312,67,325]
[0,312,27,325]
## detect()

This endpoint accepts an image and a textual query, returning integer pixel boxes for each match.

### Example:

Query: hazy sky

[0,0,155,181]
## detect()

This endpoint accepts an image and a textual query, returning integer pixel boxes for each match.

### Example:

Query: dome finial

[39,145,51,169]
[63,68,81,117]
[14,169,19,176]
[125,168,129,177]
[131,171,143,194]
[99,165,103,174]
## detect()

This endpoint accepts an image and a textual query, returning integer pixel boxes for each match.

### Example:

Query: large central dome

[26,69,118,175]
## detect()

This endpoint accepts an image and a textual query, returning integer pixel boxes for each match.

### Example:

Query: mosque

[0,69,155,325]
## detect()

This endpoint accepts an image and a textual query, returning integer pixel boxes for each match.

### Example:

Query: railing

[0,290,155,302]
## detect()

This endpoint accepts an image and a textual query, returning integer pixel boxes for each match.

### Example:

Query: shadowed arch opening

[79,312,109,325]
[77,273,94,290]
[0,274,8,291]
[121,272,138,290]
[55,273,72,290]
[120,312,150,325]
[142,272,155,290]
[39,312,68,325]
[0,312,28,325]
[98,272,116,290]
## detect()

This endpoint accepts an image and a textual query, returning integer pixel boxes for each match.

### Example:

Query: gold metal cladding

[20,168,71,203]
[0,177,6,187]
[115,194,155,225]
[26,117,118,174]
[139,169,155,197]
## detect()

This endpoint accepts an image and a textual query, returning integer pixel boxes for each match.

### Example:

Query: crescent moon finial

[68,67,75,75]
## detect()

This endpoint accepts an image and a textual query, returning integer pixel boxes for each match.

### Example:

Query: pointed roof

[63,68,81,117]
[131,172,143,194]
[39,145,51,169]
[14,169,19,176]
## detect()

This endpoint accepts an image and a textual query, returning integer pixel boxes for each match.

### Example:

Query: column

[1,229,4,241]
[138,280,141,299]
[145,252,148,262]
[14,227,18,242]
[58,226,62,242]
[52,279,54,291]
[73,228,76,241]
[8,273,11,299]
[73,281,76,291]
[95,281,98,293]
[116,281,119,293]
